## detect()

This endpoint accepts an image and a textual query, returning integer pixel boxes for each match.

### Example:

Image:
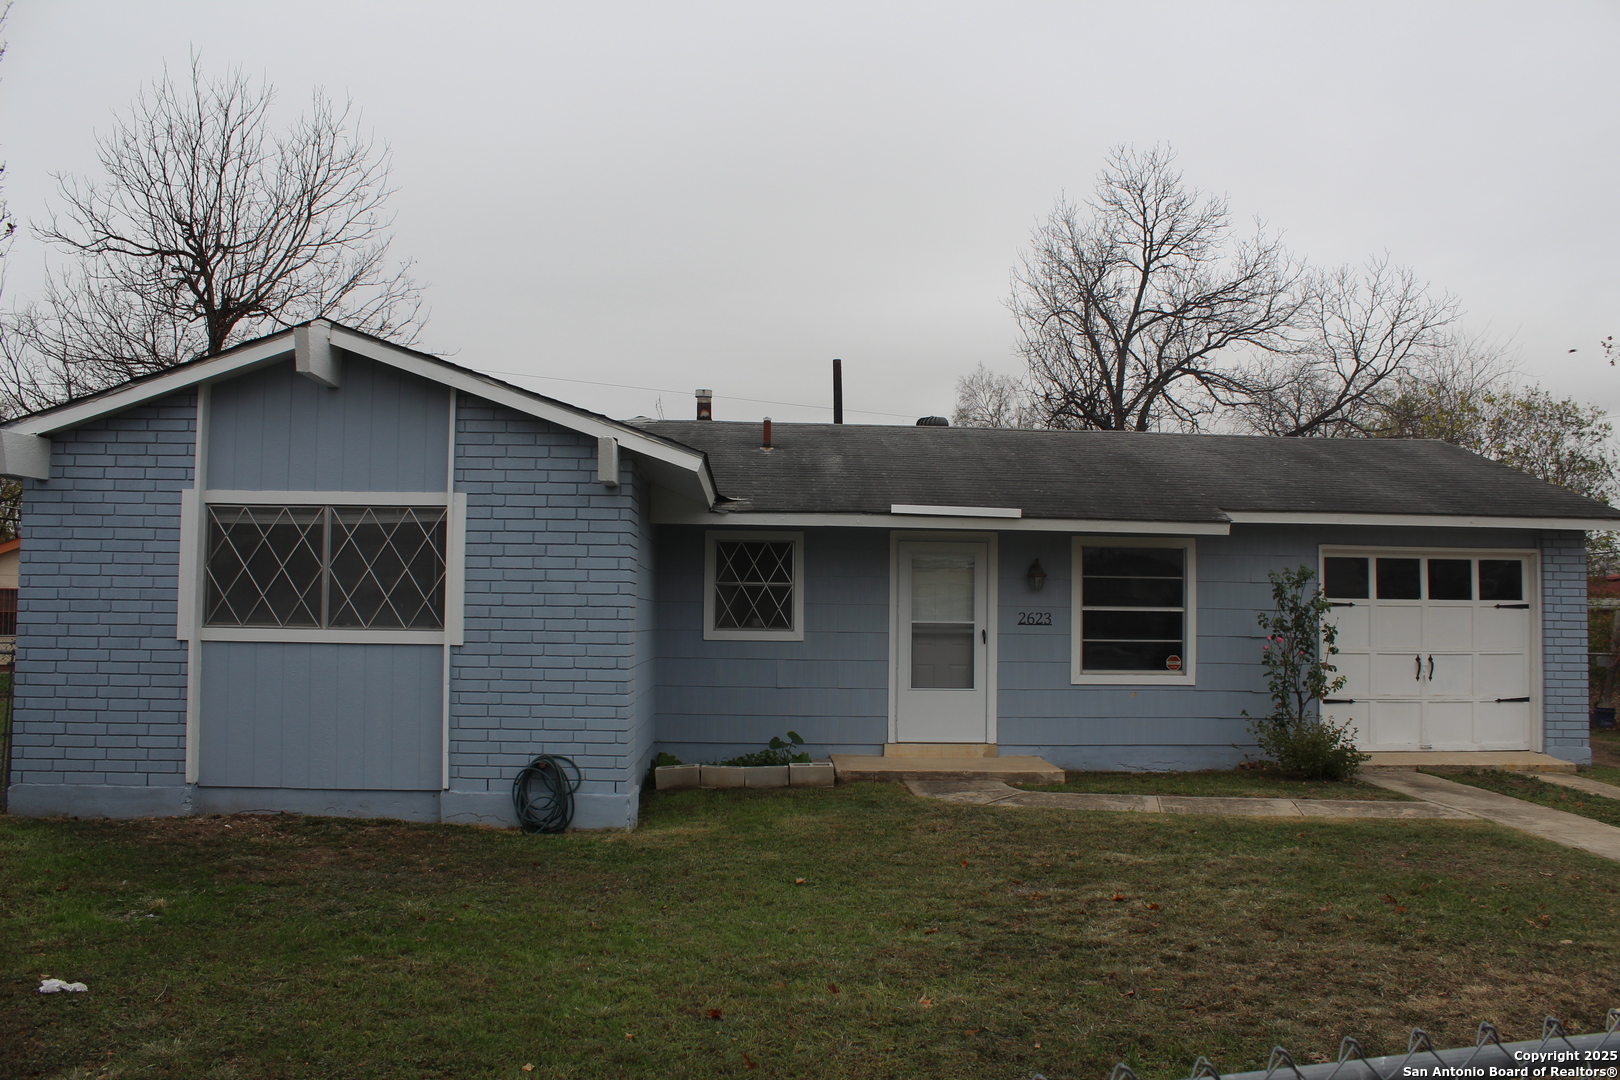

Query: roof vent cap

[916,416,949,427]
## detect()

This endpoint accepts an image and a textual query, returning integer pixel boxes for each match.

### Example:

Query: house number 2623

[1017,612,1053,626]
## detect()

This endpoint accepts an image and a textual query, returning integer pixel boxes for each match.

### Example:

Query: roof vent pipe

[833,358,843,425]
[762,417,773,450]
[916,416,949,426]
[696,389,713,421]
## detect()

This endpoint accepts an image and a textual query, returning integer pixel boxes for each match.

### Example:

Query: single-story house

[3,320,1616,829]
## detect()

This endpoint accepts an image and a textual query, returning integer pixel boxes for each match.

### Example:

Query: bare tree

[18,59,423,399]
[1231,257,1459,436]
[952,364,1035,428]
[1012,145,1304,432]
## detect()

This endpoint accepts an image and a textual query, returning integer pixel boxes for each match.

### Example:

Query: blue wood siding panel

[654,526,889,762]
[8,393,195,798]
[654,521,1572,772]
[207,356,449,491]
[199,641,443,790]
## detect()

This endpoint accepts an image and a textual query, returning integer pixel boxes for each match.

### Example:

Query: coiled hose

[511,754,582,834]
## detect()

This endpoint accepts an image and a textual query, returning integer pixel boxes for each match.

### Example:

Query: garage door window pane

[1427,559,1473,601]
[1324,557,1369,599]
[1376,558,1421,600]
[1479,560,1523,601]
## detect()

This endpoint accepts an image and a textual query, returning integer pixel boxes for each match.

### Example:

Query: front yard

[3,782,1619,1080]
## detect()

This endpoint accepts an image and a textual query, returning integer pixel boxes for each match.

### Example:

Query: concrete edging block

[789,762,835,787]
[744,765,790,788]
[655,764,701,790]
[701,765,746,789]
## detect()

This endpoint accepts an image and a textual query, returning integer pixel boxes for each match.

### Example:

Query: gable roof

[4,321,716,504]
[639,421,1620,532]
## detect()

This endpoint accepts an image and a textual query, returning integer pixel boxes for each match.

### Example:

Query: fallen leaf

[1560,939,1574,945]
[54,884,68,892]
[707,1009,723,1020]
[773,981,784,988]
[959,859,968,867]
[1393,906,1409,914]
[794,878,805,885]
[1381,894,1398,905]
[522,1066,534,1073]
[1111,893,1126,902]
[742,1052,757,1070]
[1343,913,1355,921]
[1035,1041,1042,1048]
[923,928,938,935]
[1146,902,1160,911]
[1120,989,1135,997]
[918,996,934,1008]
[1524,917,1540,928]
[623,1032,634,1041]
[965,1028,980,1036]
[827,983,839,994]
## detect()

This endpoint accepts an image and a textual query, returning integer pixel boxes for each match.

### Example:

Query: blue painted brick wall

[448,398,646,812]
[10,392,195,791]
[1541,530,1590,764]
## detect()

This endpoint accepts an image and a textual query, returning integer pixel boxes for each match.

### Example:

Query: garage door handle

[1427,655,1434,680]
[1329,602,1356,607]
[1323,698,1355,704]
[1494,603,1529,609]
[1414,655,1422,680]
[1494,697,1530,703]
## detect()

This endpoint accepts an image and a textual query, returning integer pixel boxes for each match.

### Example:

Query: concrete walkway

[904,779,1471,819]
[1535,772,1620,800]
[907,772,1620,863]
[1358,768,1620,862]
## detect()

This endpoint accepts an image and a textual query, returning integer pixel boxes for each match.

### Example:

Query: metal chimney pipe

[762,417,773,450]
[696,389,713,421]
[832,358,843,425]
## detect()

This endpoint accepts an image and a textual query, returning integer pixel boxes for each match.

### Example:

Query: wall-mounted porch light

[1026,558,1047,591]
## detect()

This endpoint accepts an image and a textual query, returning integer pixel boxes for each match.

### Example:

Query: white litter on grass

[38,979,87,993]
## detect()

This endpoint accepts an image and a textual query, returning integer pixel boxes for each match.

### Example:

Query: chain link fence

[1045,1010,1620,1080]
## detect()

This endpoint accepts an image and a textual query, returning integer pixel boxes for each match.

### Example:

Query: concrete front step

[883,743,997,758]
[1362,751,1577,774]
[831,754,1063,785]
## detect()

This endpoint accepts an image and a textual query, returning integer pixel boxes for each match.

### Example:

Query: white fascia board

[2,324,718,506]
[890,504,1022,518]
[654,507,1230,534]
[325,328,715,504]
[6,334,298,435]
[1223,510,1620,532]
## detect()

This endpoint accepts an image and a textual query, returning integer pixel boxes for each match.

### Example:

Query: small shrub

[1244,565,1369,781]
[714,731,811,767]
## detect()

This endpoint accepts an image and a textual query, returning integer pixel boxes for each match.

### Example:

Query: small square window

[704,532,804,640]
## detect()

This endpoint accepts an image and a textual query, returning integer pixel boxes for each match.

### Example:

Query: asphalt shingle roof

[637,421,1620,524]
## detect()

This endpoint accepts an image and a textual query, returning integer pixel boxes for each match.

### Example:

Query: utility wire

[478,367,924,422]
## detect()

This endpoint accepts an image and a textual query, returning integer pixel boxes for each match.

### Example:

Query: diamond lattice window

[205,505,447,630]
[713,540,794,631]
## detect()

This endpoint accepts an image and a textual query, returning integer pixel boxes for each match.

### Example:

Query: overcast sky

[2,1,1616,426]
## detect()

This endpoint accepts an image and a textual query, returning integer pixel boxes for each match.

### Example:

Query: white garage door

[1321,550,1535,752]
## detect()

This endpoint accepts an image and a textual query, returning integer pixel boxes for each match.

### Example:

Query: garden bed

[1018,768,1412,800]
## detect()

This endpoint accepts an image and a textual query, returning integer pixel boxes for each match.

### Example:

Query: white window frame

[178,489,466,646]
[703,530,805,641]
[1070,535,1197,686]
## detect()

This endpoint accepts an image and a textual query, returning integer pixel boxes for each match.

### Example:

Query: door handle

[1427,655,1434,681]
[1415,655,1422,680]
[981,629,987,644]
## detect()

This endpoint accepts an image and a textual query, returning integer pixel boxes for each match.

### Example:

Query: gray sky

[2,1,1617,426]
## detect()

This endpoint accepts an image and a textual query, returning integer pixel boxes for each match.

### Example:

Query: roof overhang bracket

[0,430,51,480]
[294,320,340,388]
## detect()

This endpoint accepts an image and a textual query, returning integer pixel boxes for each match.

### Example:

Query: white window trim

[703,530,805,641]
[1070,535,1198,686]
[179,490,466,647]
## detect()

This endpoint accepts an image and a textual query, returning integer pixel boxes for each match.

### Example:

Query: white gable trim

[4,321,717,505]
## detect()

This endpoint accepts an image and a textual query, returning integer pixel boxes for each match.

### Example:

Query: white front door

[895,542,990,743]
[1324,551,1535,752]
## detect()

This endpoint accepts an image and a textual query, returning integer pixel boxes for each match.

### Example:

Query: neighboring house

[1,320,1616,829]
[0,537,16,670]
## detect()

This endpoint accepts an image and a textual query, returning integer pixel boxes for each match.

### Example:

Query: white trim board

[659,508,1232,534]
[890,504,1022,519]
[5,321,717,506]
[1226,511,1616,532]
[204,490,451,506]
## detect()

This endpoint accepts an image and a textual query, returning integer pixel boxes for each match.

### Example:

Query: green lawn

[1021,769,1410,800]
[1587,727,1620,787]
[1431,769,1620,829]
[4,784,1619,1080]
